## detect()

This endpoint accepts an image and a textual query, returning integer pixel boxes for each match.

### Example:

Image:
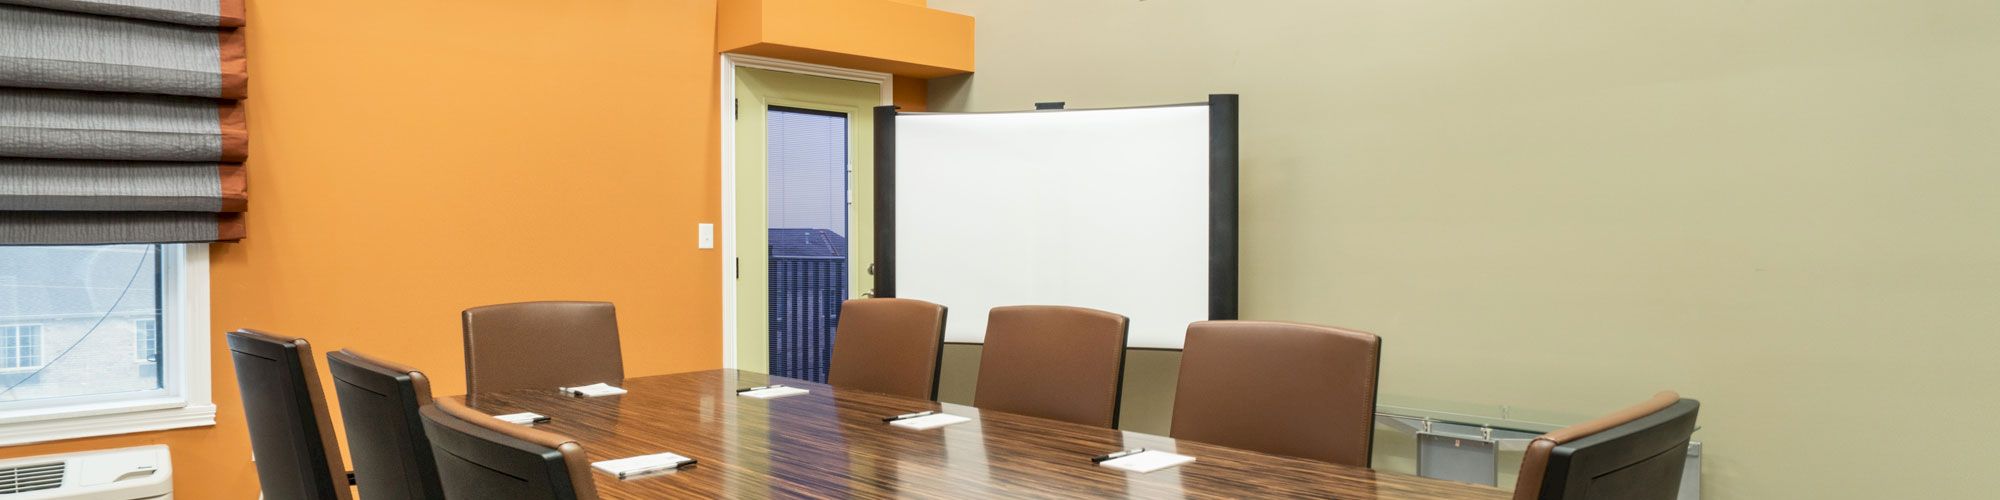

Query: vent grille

[0,461,65,494]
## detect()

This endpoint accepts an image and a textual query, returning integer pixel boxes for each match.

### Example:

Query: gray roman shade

[0,159,243,211]
[0,0,242,28]
[0,212,240,244]
[0,88,246,162]
[0,0,246,245]
[1,4,246,98]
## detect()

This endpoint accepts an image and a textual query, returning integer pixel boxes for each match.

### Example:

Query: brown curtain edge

[218,0,244,27]
[216,212,243,240]
[218,163,247,212]
[218,102,247,162]
[219,27,248,99]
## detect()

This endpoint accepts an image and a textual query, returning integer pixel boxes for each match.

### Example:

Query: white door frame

[720,53,893,370]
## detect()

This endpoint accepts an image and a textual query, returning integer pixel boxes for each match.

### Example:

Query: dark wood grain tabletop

[455,369,1508,499]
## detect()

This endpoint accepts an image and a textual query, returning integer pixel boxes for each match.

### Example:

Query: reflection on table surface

[457,369,1510,499]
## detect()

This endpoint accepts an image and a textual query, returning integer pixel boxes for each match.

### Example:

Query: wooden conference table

[458,369,1508,499]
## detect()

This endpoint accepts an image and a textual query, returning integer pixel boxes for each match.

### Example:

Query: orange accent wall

[0,0,969,496]
[894,76,929,111]
[718,0,974,78]
[0,0,724,497]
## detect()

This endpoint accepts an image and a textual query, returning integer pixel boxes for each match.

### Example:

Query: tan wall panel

[926,1,2000,498]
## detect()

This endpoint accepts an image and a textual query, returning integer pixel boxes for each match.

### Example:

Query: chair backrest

[827,298,949,399]
[1514,392,1700,500]
[225,329,351,500]
[973,305,1129,427]
[1170,321,1382,467]
[419,399,599,500]
[325,349,444,500]
[462,301,624,395]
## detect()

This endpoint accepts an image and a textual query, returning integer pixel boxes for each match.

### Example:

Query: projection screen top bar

[896,101,1211,116]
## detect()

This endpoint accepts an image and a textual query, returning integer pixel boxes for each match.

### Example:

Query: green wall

[925,1,2000,498]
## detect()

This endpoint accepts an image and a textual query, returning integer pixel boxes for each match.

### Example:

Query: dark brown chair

[225,329,351,500]
[827,298,949,399]
[1169,321,1382,467]
[419,399,599,500]
[973,305,1128,427]
[462,301,624,395]
[326,350,444,500]
[1514,391,1700,500]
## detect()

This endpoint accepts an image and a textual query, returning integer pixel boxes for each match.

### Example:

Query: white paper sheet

[889,413,971,430]
[1099,450,1196,473]
[492,412,545,425]
[738,386,810,399]
[561,382,627,397]
[592,452,695,479]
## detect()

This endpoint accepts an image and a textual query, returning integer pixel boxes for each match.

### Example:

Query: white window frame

[0,244,214,446]
[0,324,46,372]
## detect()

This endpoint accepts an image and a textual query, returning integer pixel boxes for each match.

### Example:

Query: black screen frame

[871,95,1240,323]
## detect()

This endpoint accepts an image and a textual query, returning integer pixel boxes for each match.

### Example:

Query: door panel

[734,67,879,374]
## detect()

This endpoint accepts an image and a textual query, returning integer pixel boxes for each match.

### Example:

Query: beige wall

[924,1,2000,498]
[937,344,1181,433]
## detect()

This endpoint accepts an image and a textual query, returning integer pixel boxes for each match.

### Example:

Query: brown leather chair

[419,399,599,500]
[325,350,444,500]
[1514,391,1700,500]
[827,298,949,399]
[225,329,351,500]
[462,301,624,395]
[973,305,1129,427]
[1169,321,1382,467]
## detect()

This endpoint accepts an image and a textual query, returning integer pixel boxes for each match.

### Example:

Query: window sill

[0,399,216,446]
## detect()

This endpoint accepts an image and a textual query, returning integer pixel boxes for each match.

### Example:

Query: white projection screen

[877,96,1238,349]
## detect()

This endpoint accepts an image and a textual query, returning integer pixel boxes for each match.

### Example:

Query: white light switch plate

[698,223,715,249]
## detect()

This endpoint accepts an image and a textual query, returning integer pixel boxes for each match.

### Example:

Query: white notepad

[738,386,810,399]
[492,412,547,425]
[592,452,695,479]
[560,383,627,398]
[889,413,970,430]
[1099,450,1196,473]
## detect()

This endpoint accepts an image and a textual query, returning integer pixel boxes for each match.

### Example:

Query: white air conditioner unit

[0,445,170,500]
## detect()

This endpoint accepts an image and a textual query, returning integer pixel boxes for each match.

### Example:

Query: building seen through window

[0,245,164,405]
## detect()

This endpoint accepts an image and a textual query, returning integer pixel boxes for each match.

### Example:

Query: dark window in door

[766,107,849,382]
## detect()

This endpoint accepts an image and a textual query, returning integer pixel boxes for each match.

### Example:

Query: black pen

[882,410,936,423]
[531,415,552,424]
[1091,448,1147,463]
[736,384,786,393]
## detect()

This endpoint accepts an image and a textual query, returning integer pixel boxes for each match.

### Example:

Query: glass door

[764,107,849,381]
[733,67,879,379]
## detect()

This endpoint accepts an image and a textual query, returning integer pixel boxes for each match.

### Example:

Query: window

[135,319,159,364]
[765,106,852,383]
[0,325,44,371]
[0,244,212,446]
